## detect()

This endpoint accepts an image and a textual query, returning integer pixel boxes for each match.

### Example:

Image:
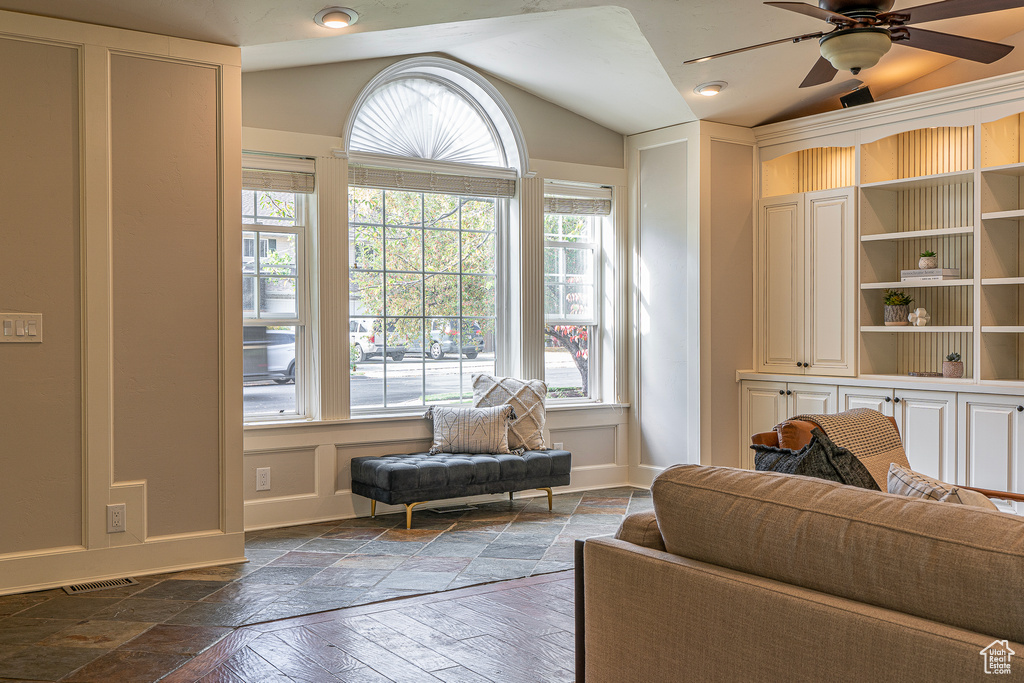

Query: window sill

[243,402,629,431]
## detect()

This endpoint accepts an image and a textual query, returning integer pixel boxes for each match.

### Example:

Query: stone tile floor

[0,486,650,682]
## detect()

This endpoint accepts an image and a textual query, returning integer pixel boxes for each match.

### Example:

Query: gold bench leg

[537,487,553,511]
[405,501,426,529]
[371,500,376,518]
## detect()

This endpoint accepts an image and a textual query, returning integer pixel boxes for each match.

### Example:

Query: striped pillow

[887,464,999,511]
[425,405,516,455]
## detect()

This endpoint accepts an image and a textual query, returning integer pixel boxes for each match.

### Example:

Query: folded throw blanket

[786,408,910,490]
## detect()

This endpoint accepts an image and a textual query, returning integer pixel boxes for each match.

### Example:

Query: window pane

[462,231,495,274]
[244,325,298,417]
[242,231,256,272]
[424,193,459,229]
[424,229,459,273]
[385,273,423,316]
[385,227,422,271]
[425,274,459,316]
[350,225,383,271]
[243,276,256,317]
[544,325,591,399]
[385,191,422,227]
[462,276,495,316]
[351,271,384,318]
[259,276,296,317]
[461,198,494,231]
[258,232,298,277]
[243,191,297,226]
[350,187,383,224]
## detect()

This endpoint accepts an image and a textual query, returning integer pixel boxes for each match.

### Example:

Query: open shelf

[983,326,1024,333]
[981,162,1024,177]
[860,327,973,379]
[861,326,971,333]
[982,113,1024,169]
[761,146,854,198]
[981,331,1024,381]
[860,170,975,191]
[982,277,1024,286]
[860,226,974,242]
[861,279,972,289]
[982,209,1024,221]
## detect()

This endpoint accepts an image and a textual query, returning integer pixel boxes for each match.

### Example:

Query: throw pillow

[887,463,999,511]
[753,428,880,490]
[424,405,516,455]
[776,419,816,450]
[472,374,548,451]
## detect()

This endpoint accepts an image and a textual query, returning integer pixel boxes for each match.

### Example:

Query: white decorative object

[908,308,930,326]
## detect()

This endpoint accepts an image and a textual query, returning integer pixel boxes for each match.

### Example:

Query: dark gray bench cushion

[351,450,572,505]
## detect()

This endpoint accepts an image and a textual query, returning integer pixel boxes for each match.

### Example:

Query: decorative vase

[919,256,938,269]
[885,304,910,326]
[943,360,964,379]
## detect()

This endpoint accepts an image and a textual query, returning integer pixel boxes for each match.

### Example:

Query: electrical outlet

[553,442,564,451]
[107,504,126,533]
[256,467,271,491]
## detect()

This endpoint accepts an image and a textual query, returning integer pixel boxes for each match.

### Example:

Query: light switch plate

[0,313,42,343]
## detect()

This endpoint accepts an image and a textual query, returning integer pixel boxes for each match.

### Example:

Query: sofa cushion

[472,374,548,451]
[651,464,1024,644]
[753,428,880,491]
[425,405,515,455]
[888,463,999,511]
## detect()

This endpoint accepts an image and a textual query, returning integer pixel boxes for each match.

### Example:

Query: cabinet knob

[779,390,785,395]
[1018,406,1023,412]
[786,390,792,396]
[884,396,891,403]
[801,362,808,367]
[894,397,901,404]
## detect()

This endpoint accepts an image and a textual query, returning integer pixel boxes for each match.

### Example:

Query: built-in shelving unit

[980,114,1024,380]
[761,146,854,198]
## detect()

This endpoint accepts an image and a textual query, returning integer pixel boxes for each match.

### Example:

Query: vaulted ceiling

[4,1,1024,134]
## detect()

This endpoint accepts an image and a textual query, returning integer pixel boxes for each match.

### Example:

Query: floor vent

[62,577,138,595]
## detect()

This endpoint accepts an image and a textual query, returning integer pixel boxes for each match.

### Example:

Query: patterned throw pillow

[753,428,880,490]
[887,463,999,510]
[472,374,548,451]
[424,405,516,455]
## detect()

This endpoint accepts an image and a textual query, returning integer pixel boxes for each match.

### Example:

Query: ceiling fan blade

[885,0,1024,26]
[900,27,1014,63]
[765,2,853,25]
[684,31,825,64]
[799,56,839,88]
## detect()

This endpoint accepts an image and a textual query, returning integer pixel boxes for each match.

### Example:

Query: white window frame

[242,189,312,421]
[543,181,611,403]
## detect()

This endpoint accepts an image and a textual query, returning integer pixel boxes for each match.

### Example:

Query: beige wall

[110,55,222,537]
[0,37,82,554]
[241,56,625,169]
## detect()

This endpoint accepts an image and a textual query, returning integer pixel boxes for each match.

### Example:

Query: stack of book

[901,268,959,282]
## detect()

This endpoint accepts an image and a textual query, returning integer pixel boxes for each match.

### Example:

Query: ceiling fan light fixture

[819,28,891,74]
[314,7,359,29]
[694,81,727,97]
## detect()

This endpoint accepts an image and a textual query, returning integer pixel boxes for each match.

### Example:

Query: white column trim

[518,176,545,380]
[317,156,350,420]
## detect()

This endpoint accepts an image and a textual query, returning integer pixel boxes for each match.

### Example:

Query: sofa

[576,464,1024,682]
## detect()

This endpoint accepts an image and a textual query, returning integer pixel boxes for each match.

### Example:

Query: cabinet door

[787,383,838,417]
[957,394,1024,497]
[805,188,855,377]
[839,385,893,416]
[896,389,956,483]
[740,381,788,469]
[757,195,804,374]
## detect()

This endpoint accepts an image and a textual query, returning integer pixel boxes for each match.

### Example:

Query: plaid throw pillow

[887,464,999,510]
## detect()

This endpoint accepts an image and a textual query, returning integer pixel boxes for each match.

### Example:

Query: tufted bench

[351,449,572,528]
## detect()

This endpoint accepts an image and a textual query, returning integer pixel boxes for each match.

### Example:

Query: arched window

[345,58,526,411]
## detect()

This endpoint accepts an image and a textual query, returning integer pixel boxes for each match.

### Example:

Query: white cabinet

[957,394,1024,505]
[897,389,957,483]
[839,385,895,416]
[740,380,838,467]
[757,188,855,377]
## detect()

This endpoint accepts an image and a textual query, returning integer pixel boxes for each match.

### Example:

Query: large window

[349,187,499,409]
[543,185,610,400]
[242,188,307,419]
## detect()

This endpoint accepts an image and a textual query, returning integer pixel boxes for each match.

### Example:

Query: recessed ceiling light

[694,81,727,97]
[314,7,359,29]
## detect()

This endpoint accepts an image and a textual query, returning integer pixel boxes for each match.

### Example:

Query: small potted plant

[943,352,964,379]
[919,250,938,269]
[883,289,913,326]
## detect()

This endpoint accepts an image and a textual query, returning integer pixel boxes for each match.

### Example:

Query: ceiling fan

[685,0,1024,88]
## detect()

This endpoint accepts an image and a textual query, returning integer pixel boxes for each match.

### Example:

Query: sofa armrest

[613,511,665,552]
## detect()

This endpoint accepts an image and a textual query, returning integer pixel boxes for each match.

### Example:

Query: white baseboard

[0,531,245,597]
[628,464,666,488]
